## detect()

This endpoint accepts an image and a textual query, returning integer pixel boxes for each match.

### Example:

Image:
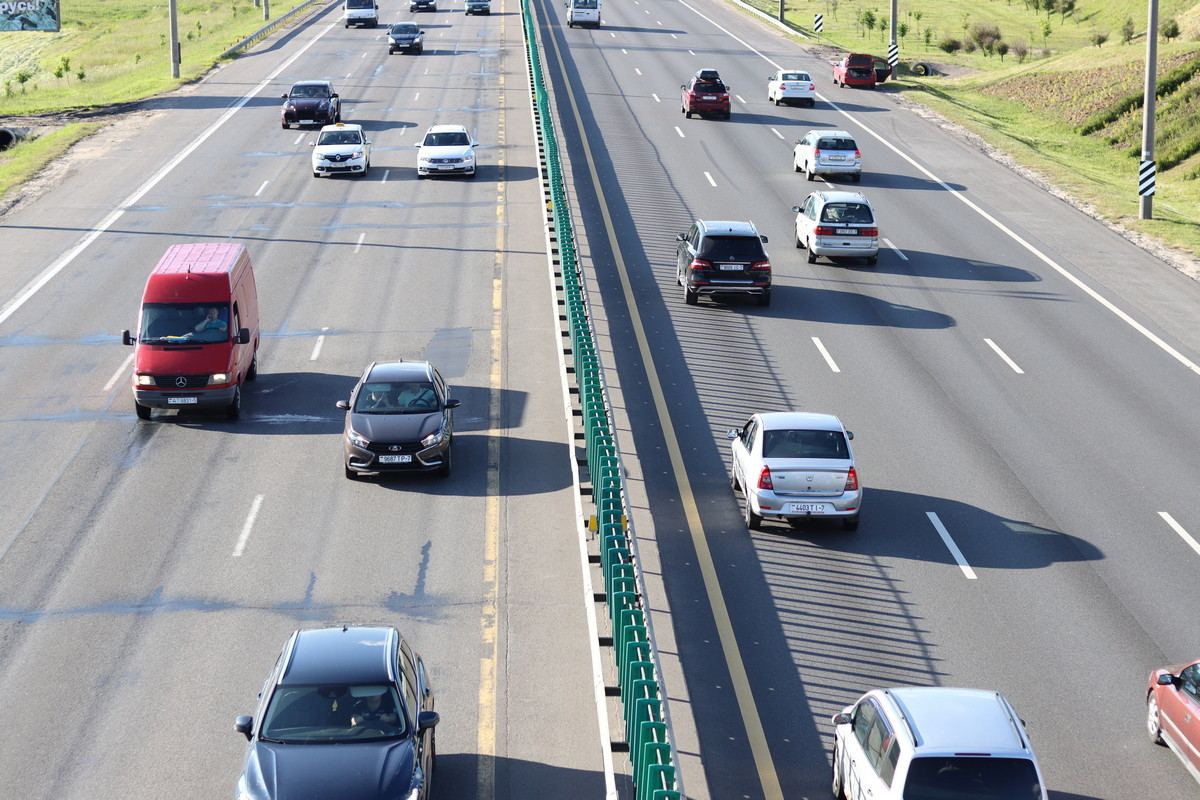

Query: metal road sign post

[1140,0,1159,219]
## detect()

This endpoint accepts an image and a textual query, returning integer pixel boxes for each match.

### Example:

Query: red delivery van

[122,243,260,420]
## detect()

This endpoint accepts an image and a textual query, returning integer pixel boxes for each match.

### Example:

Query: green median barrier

[616,609,646,668]
[609,590,638,637]
[626,679,660,745]
[636,742,673,794]
[621,659,654,705]
[606,560,635,597]
[600,529,629,576]
[627,696,662,750]
[645,770,679,799]
[609,575,636,600]
[650,791,681,800]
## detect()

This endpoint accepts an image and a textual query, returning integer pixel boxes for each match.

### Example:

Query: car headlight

[347,430,370,448]
[136,374,155,386]
[421,427,446,448]
[284,102,294,111]
[351,149,365,159]
[318,101,330,110]
[208,373,230,385]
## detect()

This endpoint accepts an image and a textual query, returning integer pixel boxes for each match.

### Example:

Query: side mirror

[726,429,738,439]
[234,715,254,741]
[790,205,801,213]
[417,710,440,731]
[336,400,351,410]
[310,142,316,147]
[122,329,135,346]
[675,233,686,241]
[281,93,288,99]
[680,84,686,90]
[760,235,768,244]
[444,398,462,409]
[331,92,340,99]
[845,431,854,440]
[831,712,852,726]
[236,328,251,345]
[1157,673,1177,686]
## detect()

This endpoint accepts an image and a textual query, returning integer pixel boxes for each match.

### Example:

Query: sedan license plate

[785,503,829,514]
[835,228,859,235]
[300,119,315,125]
[167,397,198,405]
[718,264,742,271]
[378,455,412,464]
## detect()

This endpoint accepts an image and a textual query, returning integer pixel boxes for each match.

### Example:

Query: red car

[833,54,879,88]
[681,68,731,119]
[1148,659,1200,783]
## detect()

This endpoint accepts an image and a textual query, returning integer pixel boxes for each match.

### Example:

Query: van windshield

[347,0,374,8]
[572,0,598,8]
[139,302,231,344]
[903,756,1042,800]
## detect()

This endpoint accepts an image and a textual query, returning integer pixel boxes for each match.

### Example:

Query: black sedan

[281,81,341,129]
[234,626,439,800]
[336,360,460,479]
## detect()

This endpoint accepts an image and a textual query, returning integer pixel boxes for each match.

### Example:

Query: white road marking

[293,133,305,145]
[621,48,627,54]
[254,180,269,197]
[735,94,746,104]
[635,68,642,76]
[104,352,135,391]
[381,169,390,182]
[355,232,366,253]
[984,338,1024,374]
[811,337,840,372]
[1160,512,1200,557]
[882,237,907,260]
[770,128,785,139]
[651,93,660,102]
[0,21,337,328]
[232,494,265,557]
[927,512,977,579]
[310,326,330,361]
[414,91,420,101]
[704,172,716,187]
[675,127,685,138]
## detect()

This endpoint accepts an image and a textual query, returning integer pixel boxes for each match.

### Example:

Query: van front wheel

[226,387,241,420]
[135,402,151,420]
[246,354,258,381]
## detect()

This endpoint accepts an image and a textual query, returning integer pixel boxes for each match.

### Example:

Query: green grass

[0,0,315,114]
[0,123,101,196]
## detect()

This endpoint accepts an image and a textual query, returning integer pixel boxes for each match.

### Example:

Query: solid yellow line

[537,16,785,800]
[477,35,507,800]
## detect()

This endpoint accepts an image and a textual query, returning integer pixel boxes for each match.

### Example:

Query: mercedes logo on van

[176,376,188,388]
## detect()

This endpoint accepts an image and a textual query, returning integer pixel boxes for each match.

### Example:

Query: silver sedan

[728,411,861,530]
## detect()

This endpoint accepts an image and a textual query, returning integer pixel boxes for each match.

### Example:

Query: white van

[566,0,600,28]
[344,0,378,27]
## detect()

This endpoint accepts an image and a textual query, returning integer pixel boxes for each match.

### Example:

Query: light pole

[169,0,180,78]
[1139,0,1159,219]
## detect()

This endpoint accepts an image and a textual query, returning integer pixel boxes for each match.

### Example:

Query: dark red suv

[681,68,731,119]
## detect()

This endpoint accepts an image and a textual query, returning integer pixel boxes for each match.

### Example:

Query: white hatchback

[767,69,815,107]
[793,190,879,266]
[417,124,478,178]
[311,123,371,178]
[727,411,860,531]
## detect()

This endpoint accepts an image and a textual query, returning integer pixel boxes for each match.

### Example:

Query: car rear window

[903,756,1042,800]
[818,138,856,151]
[698,235,765,262]
[693,81,725,92]
[762,430,848,459]
[781,73,810,81]
[820,203,873,224]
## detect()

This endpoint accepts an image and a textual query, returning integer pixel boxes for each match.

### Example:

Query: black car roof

[279,626,397,685]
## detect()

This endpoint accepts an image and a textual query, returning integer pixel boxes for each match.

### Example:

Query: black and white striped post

[888,42,899,70]
[1139,161,1157,197]
[1140,0,1159,219]
[813,13,823,34]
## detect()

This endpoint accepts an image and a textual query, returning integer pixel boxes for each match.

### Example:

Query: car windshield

[762,429,848,459]
[138,302,230,344]
[423,131,470,147]
[291,84,329,98]
[820,203,872,224]
[903,756,1042,800]
[318,129,362,145]
[697,235,765,262]
[392,23,418,33]
[354,381,439,413]
[260,684,407,743]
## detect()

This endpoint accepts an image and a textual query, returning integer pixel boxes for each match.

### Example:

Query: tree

[15,69,33,93]
[1160,18,1180,42]
[1043,0,1057,18]
[939,37,963,54]
[1012,39,1028,62]
[861,9,876,37]
[1120,17,1135,44]
[923,27,933,49]
[1058,0,1075,23]
[897,21,909,44]
[1089,30,1108,48]
[997,40,1010,60]
[1041,18,1052,46]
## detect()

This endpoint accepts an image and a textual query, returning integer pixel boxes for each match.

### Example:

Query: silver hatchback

[793,190,879,266]
[792,129,861,181]
[727,411,861,530]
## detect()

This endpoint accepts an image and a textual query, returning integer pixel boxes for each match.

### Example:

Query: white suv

[832,687,1048,800]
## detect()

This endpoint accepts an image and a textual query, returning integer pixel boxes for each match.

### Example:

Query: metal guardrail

[518,2,682,798]
[219,0,331,60]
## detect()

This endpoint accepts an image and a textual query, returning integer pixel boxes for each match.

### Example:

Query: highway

[2,0,1200,798]
[529,0,1200,798]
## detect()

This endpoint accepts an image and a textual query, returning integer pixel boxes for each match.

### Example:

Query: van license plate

[378,455,412,464]
[167,397,198,405]
[835,228,858,235]
[786,503,829,513]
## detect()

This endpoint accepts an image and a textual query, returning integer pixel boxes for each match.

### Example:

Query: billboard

[1,0,60,31]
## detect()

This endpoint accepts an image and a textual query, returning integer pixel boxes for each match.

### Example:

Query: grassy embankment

[0,0,316,197]
[751,0,1200,258]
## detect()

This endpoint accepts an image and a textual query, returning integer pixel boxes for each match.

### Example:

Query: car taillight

[844,467,858,491]
[806,83,815,91]
[749,260,770,271]
[757,466,773,490]
[814,225,841,235]
[859,227,878,236]
[854,149,861,159]
[812,147,821,158]
[690,258,712,270]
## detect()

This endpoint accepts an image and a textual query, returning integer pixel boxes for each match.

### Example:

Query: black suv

[676,220,771,306]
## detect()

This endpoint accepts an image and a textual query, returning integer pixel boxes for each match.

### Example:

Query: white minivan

[344,0,378,27]
[832,687,1048,800]
[566,0,600,27]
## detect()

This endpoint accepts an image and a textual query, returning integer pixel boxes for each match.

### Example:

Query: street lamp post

[1139,0,1159,219]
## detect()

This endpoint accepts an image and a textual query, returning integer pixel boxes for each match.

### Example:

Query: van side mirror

[336,400,351,410]
[122,330,135,346]
[791,205,801,213]
[236,328,251,345]
[234,715,254,741]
